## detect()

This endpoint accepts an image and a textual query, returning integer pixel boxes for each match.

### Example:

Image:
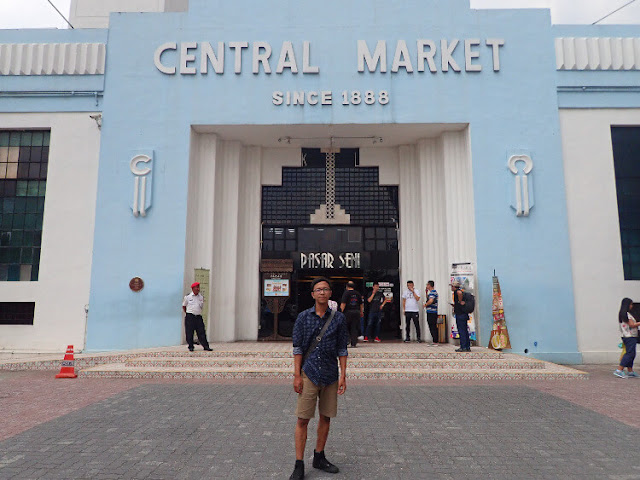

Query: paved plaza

[1,366,640,479]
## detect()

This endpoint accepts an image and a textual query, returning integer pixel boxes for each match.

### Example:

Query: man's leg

[412,313,422,342]
[456,315,470,350]
[427,312,438,343]
[404,313,411,341]
[348,312,359,346]
[316,414,331,452]
[374,312,383,339]
[295,418,310,460]
[185,314,195,350]
[194,315,211,350]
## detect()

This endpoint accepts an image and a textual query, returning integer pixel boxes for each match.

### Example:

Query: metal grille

[325,152,336,219]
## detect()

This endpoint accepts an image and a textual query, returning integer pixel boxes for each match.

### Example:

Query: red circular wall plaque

[129,277,144,292]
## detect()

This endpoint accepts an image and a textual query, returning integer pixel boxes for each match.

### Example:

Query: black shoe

[455,347,464,352]
[404,339,410,343]
[289,460,304,480]
[203,347,212,351]
[417,339,424,343]
[188,347,194,352]
[313,450,339,474]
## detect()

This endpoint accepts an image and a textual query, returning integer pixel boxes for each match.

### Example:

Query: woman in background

[615,298,640,378]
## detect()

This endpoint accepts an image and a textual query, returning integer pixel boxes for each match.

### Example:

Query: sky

[0,0,638,29]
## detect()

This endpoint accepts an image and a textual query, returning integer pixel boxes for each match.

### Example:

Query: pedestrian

[614,297,640,378]
[402,280,422,342]
[340,281,363,347]
[328,299,338,312]
[182,282,212,352]
[365,281,387,342]
[424,280,439,344]
[290,277,348,480]
[450,280,471,352]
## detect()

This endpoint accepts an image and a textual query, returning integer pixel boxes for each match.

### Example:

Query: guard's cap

[191,282,200,288]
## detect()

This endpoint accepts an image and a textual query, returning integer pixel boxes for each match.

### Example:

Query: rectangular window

[0,302,35,325]
[0,130,48,281]
[612,126,640,280]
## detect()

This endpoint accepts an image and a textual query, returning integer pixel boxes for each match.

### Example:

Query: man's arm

[413,290,420,301]
[367,291,375,303]
[340,303,346,312]
[402,296,406,312]
[424,297,434,308]
[293,354,303,393]
[457,289,465,304]
[338,355,347,395]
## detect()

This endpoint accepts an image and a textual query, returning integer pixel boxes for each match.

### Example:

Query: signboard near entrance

[295,252,369,269]
[264,279,290,297]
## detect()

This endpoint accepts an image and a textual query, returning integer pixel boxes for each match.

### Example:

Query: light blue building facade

[1,0,639,363]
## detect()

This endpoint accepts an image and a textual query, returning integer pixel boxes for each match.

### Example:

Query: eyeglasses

[313,288,331,293]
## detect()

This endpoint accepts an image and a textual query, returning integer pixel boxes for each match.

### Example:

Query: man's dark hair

[347,281,356,288]
[427,280,435,287]
[373,281,379,286]
[311,277,332,291]
[407,280,414,284]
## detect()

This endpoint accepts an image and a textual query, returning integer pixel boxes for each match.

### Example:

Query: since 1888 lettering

[272,90,389,106]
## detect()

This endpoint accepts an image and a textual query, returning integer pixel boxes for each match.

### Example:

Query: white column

[184,132,219,338]
[235,146,262,340]
[441,129,479,340]
[398,144,424,338]
[211,140,242,341]
[417,138,450,339]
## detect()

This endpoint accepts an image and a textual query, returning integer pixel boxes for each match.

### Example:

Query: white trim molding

[555,37,640,71]
[0,43,106,75]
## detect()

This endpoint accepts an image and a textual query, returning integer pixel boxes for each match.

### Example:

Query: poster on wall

[264,279,290,297]
[450,263,477,342]
[194,268,210,332]
[489,275,511,350]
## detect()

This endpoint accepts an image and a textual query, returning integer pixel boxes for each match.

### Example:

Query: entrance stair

[0,343,587,380]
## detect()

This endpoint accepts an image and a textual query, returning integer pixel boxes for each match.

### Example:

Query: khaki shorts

[295,372,339,419]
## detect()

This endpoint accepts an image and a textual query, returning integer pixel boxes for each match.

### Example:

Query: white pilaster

[235,146,262,340]
[417,139,450,338]
[211,141,242,341]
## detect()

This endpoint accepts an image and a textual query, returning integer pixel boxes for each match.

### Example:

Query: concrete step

[123,356,544,370]
[148,349,506,360]
[79,363,587,380]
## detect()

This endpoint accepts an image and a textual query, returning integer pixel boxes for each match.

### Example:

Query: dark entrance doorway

[259,148,401,340]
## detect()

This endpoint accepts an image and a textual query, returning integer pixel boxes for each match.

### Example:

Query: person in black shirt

[340,281,364,347]
[365,282,388,342]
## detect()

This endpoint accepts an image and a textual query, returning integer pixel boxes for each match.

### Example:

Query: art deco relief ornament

[508,154,534,217]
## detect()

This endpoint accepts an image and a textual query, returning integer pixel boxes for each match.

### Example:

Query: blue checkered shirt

[292,306,349,387]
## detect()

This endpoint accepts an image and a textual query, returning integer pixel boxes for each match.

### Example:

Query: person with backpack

[450,280,472,352]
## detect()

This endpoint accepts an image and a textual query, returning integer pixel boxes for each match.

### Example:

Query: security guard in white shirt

[182,282,212,351]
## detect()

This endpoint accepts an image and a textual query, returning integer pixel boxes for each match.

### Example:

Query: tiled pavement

[1,365,640,479]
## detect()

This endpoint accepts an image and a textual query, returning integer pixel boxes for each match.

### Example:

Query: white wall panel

[560,109,640,363]
[0,113,100,352]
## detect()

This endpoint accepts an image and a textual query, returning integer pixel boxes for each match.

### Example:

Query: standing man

[340,281,364,348]
[365,282,388,342]
[424,281,439,344]
[290,277,348,480]
[182,282,212,352]
[402,280,422,343]
[451,280,471,352]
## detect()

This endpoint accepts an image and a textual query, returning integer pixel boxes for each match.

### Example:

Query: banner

[194,268,210,332]
[489,275,511,350]
[450,263,476,342]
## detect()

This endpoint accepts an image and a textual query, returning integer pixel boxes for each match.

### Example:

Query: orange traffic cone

[55,345,78,379]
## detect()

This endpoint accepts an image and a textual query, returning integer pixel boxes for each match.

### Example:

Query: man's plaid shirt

[292,306,349,387]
